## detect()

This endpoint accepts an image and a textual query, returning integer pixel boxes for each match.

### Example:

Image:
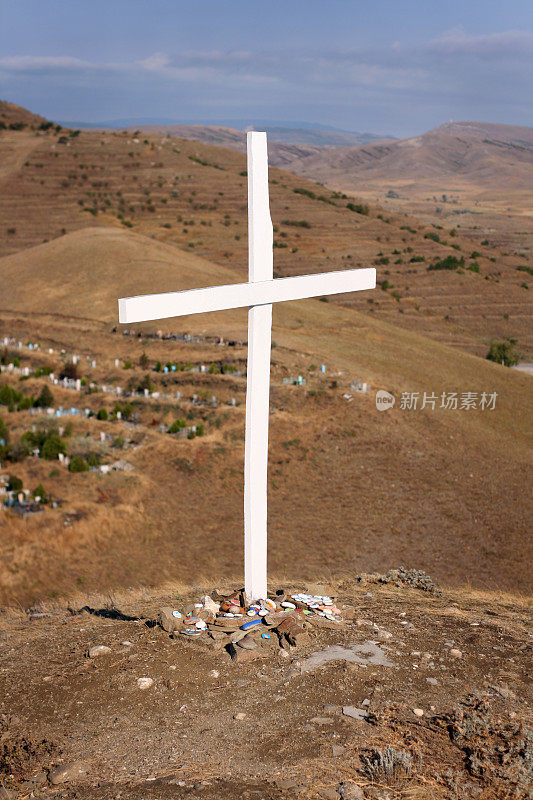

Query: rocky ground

[0,573,531,800]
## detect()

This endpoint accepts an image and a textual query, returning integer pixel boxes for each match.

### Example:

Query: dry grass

[0,123,531,358]
[0,293,531,605]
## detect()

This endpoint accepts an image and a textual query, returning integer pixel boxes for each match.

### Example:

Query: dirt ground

[0,578,531,800]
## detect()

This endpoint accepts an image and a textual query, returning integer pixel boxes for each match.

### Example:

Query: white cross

[118,132,376,602]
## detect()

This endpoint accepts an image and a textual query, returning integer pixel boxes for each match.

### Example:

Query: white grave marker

[118,132,375,601]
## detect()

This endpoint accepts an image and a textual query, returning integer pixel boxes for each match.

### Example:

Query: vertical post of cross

[244,131,273,603]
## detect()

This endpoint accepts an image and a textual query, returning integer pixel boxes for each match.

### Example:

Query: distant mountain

[58,118,394,147]
[269,120,533,200]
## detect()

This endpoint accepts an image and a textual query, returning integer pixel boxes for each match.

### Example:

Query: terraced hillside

[0,114,531,359]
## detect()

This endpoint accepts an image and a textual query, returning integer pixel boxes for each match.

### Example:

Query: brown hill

[272,120,533,197]
[264,121,533,263]
[0,227,531,605]
[0,121,531,359]
[0,98,50,129]
[0,226,241,322]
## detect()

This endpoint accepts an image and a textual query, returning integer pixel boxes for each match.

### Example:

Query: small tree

[168,418,186,434]
[96,408,108,420]
[486,339,520,367]
[33,483,47,503]
[139,352,149,368]
[42,432,67,460]
[69,454,89,472]
[34,385,54,408]
[60,362,79,380]
[7,474,23,492]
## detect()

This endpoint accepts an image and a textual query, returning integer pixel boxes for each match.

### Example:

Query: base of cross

[157,585,354,663]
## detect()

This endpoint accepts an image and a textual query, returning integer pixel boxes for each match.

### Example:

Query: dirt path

[0,133,40,183]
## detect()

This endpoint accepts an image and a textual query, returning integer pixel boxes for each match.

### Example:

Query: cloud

[137,52,172,71]
[429,26,533,57]
[0,55,96,71]
[0,28,531,134]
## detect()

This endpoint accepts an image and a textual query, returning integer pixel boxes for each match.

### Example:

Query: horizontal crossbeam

[118,267,376,323]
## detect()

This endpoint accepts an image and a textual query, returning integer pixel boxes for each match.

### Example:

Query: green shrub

[467,262,480,273]
[7,474,23,492]
[486,339,519,367]
[0,384,21,407]
[96,408,108,420]
[17,396,33,411]
[33,483,47,502]
[424,231,440,242]
[282,219,311,228]
[34,385,54,408]
[41,433,67,461]
[121,402,134,420]
[428,255,464,271]
[293,187,316,199]
[409,255,425,263]
[168,418,186,434]
[86,452,100,467]
[137,374,154,393]
[69,454,89,472]
[346,202,369,215]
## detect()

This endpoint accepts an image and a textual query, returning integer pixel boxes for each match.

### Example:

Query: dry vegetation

[0,286,530,606]
[0,104,531,360]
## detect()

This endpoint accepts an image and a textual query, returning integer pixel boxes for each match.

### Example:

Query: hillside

[0,120,531,360]
[0,227,531,607]
[0,99,50,130]
[0,227,242,322]
[265,121,533,265]
[275,121,533,197]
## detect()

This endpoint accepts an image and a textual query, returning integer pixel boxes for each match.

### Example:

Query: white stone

[137,677,153,690]
[88,645,111,658]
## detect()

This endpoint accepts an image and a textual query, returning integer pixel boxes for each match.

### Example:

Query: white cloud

[137,52,172,71]
[429,26,533,56]
[0,55,95,71]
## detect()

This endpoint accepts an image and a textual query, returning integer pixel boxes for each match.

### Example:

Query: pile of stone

[158,589,349,662]
[358,567,441,595]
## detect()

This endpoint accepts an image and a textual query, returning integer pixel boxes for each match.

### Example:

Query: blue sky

[0,0,532,136]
